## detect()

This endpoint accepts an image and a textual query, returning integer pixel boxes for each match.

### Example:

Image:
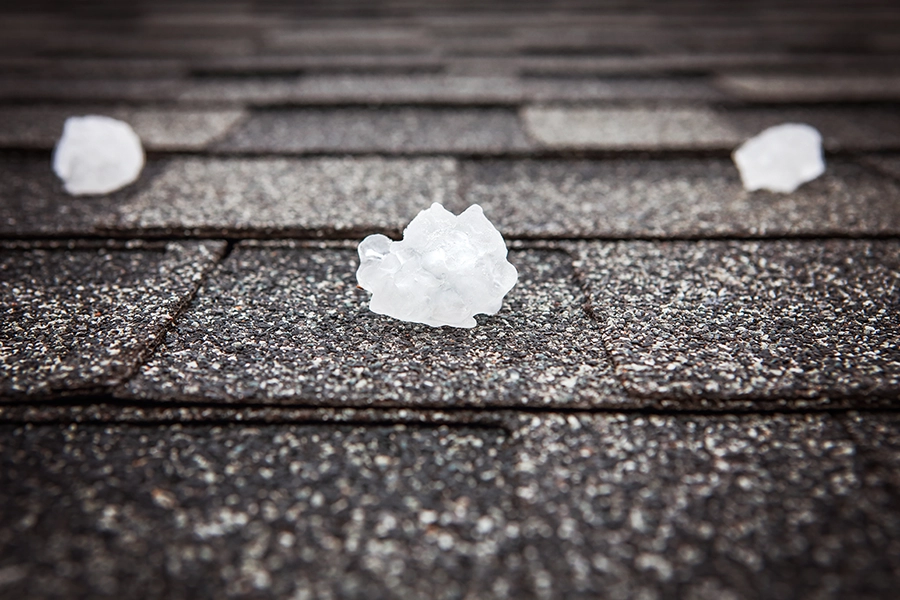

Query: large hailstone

[357,203,518,328]
[732,123,825,193]
[53,115,145,195]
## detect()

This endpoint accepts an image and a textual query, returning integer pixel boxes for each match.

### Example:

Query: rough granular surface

[117,157,461,236]
[215,108,534,155]
[122,247,628,408]
[1,414,897,599]
[509,413,900,600]
[461,158,900,238]
[576,240,900,400]
[0,241,225,398]
[3,0,900,597]
[0,106,245,151]
[0,423,517,600]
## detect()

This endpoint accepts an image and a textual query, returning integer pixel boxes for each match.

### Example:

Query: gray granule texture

[461,158,900,238]
[0,241,226,399]
[0,57,188,79]
[520,76,725,103]
[844,412,900,489]
[0,156,173,237]
[214,108,534,154]
[864,154,900,182]
[509,412,900,600]
[726,107,900,152]
[0,423,518,600]
[521,106,900,152]
[117,157,462,236]
[0,78,184,103]
[716,74,900,103]
[2,414,898,599]
[179,75,525,105]
[0,156,120,236]
[521,106,742,151]
[575,239,900,400]
[121,247,628,408]
[177,75,720,105]
[0,106,245,151]
[0,404,510,427]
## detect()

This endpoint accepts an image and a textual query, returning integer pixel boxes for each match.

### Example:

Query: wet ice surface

[357,203,518,328]
[52,115,144,195]
[732,123,825,193]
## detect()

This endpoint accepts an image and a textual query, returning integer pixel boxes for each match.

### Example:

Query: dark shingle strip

[0,156,458,238]
[4,154,899,241]
[0,240,226,399]
[575,239,900,401]
[0,78,185,103]
[116,157,462,236]
[120,247,629,408]
[522,106,900,152]
[716,74,900,103]
[0,106,245,151]
[1,412,897,598]
[462,158,900,238]
[215,107,533,154]
[0,156,123,236]
[862,154,900,182]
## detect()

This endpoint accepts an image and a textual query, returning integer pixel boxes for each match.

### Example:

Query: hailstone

[732,123,825,193]
[357,203,518,328]
[53,115,145,196]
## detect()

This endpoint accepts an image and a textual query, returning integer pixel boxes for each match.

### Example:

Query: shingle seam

[560,242,636,399]
[108,241,230,392]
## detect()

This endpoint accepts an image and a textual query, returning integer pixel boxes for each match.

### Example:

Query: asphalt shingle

[0,156,120,236]
[844,413,900,493]
[264,26,432,54]
[0,78,183,102]
[0,106,245,151]
[179,75,524,105]
[0,404,506,427]
[864,154,900,181]
[522,106,900,152]
[511,412,900,600]
[176,74,723,106]
[461,158,900,238]
[522,106,742,151]
[0,423,518,600]
[514,53,900,77]
[215,108,534,155]
[717,74,900,103]
[521,77,724,103]
[116,157,460,237]
[0,57,188,79]
[0,156,182,237]
[3,2,900,597]
[728,107,900,152]
[189,54,445,76]
[576,240,900,401]
[1,412,896,599]
[121,247,628,408]
[0,240,226,399]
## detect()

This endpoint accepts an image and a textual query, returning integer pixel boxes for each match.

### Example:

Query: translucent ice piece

[53,115,145,196]
[732,123,825,193]
[357,203,518,328]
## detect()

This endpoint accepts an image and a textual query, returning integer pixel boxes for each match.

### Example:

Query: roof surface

[2,1,900,598]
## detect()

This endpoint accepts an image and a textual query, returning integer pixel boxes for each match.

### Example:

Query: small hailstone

[732,123,825,193]
[53,115,145,196]
[357,203,518,328]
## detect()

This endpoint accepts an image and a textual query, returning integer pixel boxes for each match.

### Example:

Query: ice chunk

[357,203,518,328]
[53,115,145,196]
[732,123,825,193]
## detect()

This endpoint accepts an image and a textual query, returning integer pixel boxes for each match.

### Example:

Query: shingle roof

[2,1,900,598]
